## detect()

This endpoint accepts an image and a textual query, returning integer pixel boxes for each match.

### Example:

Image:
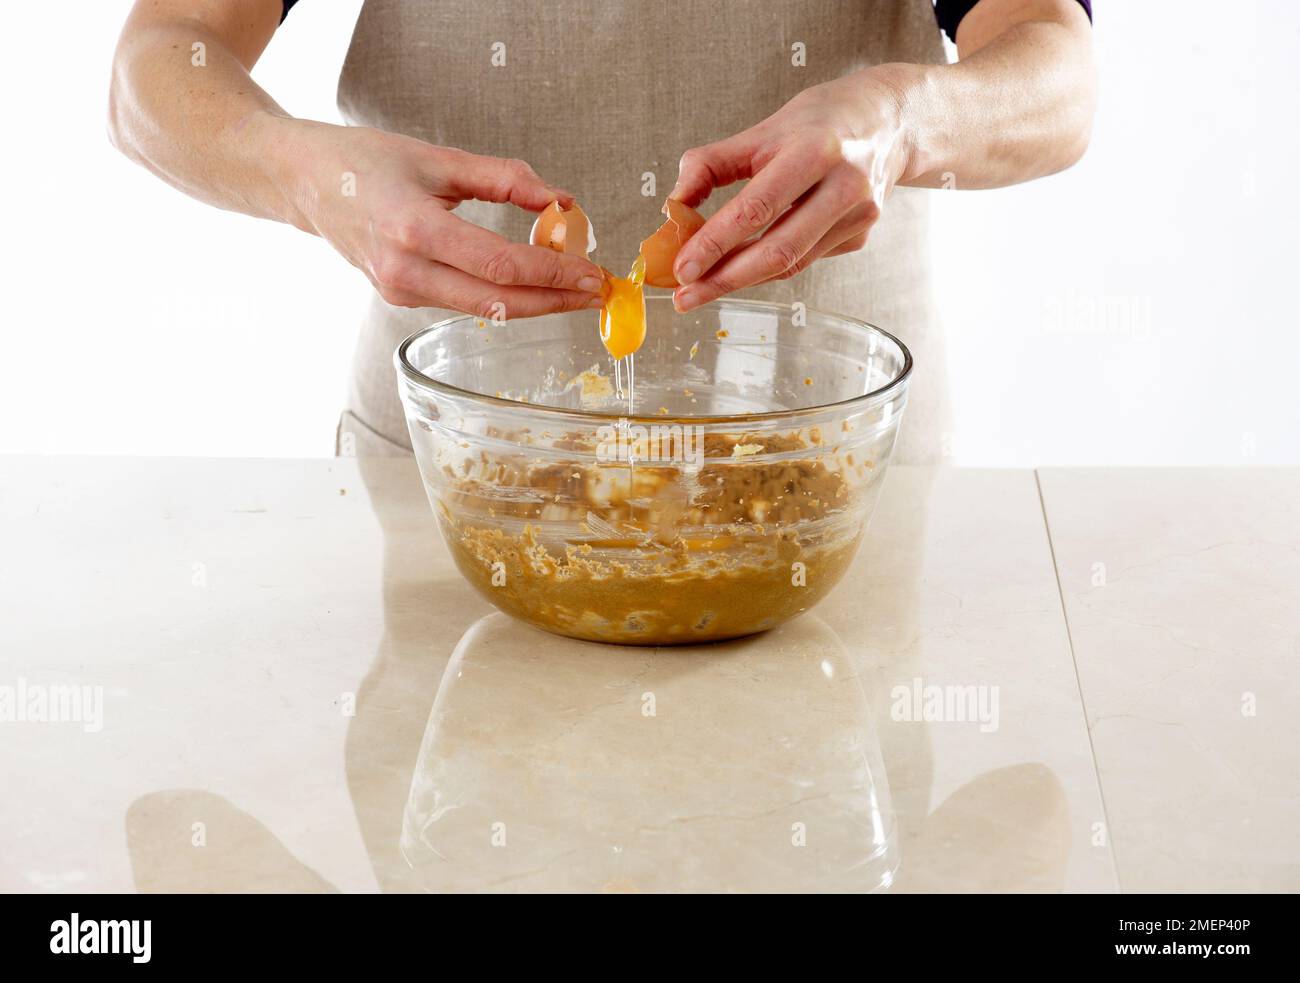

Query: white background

[1,1,1295,464]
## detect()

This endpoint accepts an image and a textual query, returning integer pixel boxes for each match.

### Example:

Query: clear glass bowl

[395,295,911,645]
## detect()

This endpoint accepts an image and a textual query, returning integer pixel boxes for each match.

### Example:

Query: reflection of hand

[669,69,912,311]
[126,789,339,893]
[282,121,605,317]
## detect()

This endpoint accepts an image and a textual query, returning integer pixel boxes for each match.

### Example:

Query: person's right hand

[278,120,605,318]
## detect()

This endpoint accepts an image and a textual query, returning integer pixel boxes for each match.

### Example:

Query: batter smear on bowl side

[430,428,876,644]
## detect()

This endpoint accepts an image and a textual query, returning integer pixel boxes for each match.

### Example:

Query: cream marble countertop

[1038,469,1300,892]
[0,457,1294,893]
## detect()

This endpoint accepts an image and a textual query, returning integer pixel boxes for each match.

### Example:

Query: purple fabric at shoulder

[934,0,1092,43]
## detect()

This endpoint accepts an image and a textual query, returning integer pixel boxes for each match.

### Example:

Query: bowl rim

[394,295,913,426]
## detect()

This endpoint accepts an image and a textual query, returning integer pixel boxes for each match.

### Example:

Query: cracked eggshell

[529,200,597,256]
[639,198,706,288]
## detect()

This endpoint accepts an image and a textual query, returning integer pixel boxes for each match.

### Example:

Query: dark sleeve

[281,0,299,22]
[934,0,1092,44]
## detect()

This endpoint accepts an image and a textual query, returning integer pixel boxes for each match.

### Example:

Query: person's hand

[669,68,915,312]
[278,121,605,318]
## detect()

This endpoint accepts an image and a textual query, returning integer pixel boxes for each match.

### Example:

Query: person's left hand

[669,68,915,312]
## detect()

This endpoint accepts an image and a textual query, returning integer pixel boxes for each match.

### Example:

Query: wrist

[860,62,942,187]
[244,112,330,234]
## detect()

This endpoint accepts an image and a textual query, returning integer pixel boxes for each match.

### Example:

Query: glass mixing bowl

[395,295,911,645]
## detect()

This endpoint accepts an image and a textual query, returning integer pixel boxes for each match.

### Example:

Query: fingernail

[674,288,698,312]
[586,296,605,309]
[677,261,701,285]
[578,275,603,293]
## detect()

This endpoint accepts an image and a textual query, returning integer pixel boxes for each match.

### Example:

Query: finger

[670,129,765,207]
[822,230,869,258]
[374,257,604,319]
[672,169,868,309]
[752,227,869,289]
[432,149,574,212]
[676,212,870,310]
[674,141,833,286]
[419,209,604,292]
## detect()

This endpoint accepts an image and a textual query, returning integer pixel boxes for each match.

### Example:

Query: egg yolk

[599,254,647,360]
[529,197,695,362]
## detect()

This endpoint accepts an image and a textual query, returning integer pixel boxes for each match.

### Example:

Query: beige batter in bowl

[395,296,911,644]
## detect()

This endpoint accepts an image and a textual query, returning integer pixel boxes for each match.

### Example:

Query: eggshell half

[638,198,706,288]
[529,201,597,256]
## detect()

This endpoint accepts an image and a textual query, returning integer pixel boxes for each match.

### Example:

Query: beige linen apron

[335,0,949,464]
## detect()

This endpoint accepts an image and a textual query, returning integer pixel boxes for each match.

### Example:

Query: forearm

[884,0,1096,189]
[108,13,310,228]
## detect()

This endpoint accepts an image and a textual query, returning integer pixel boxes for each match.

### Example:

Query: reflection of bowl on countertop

[401,613,898,892]
[395,296,912,645]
